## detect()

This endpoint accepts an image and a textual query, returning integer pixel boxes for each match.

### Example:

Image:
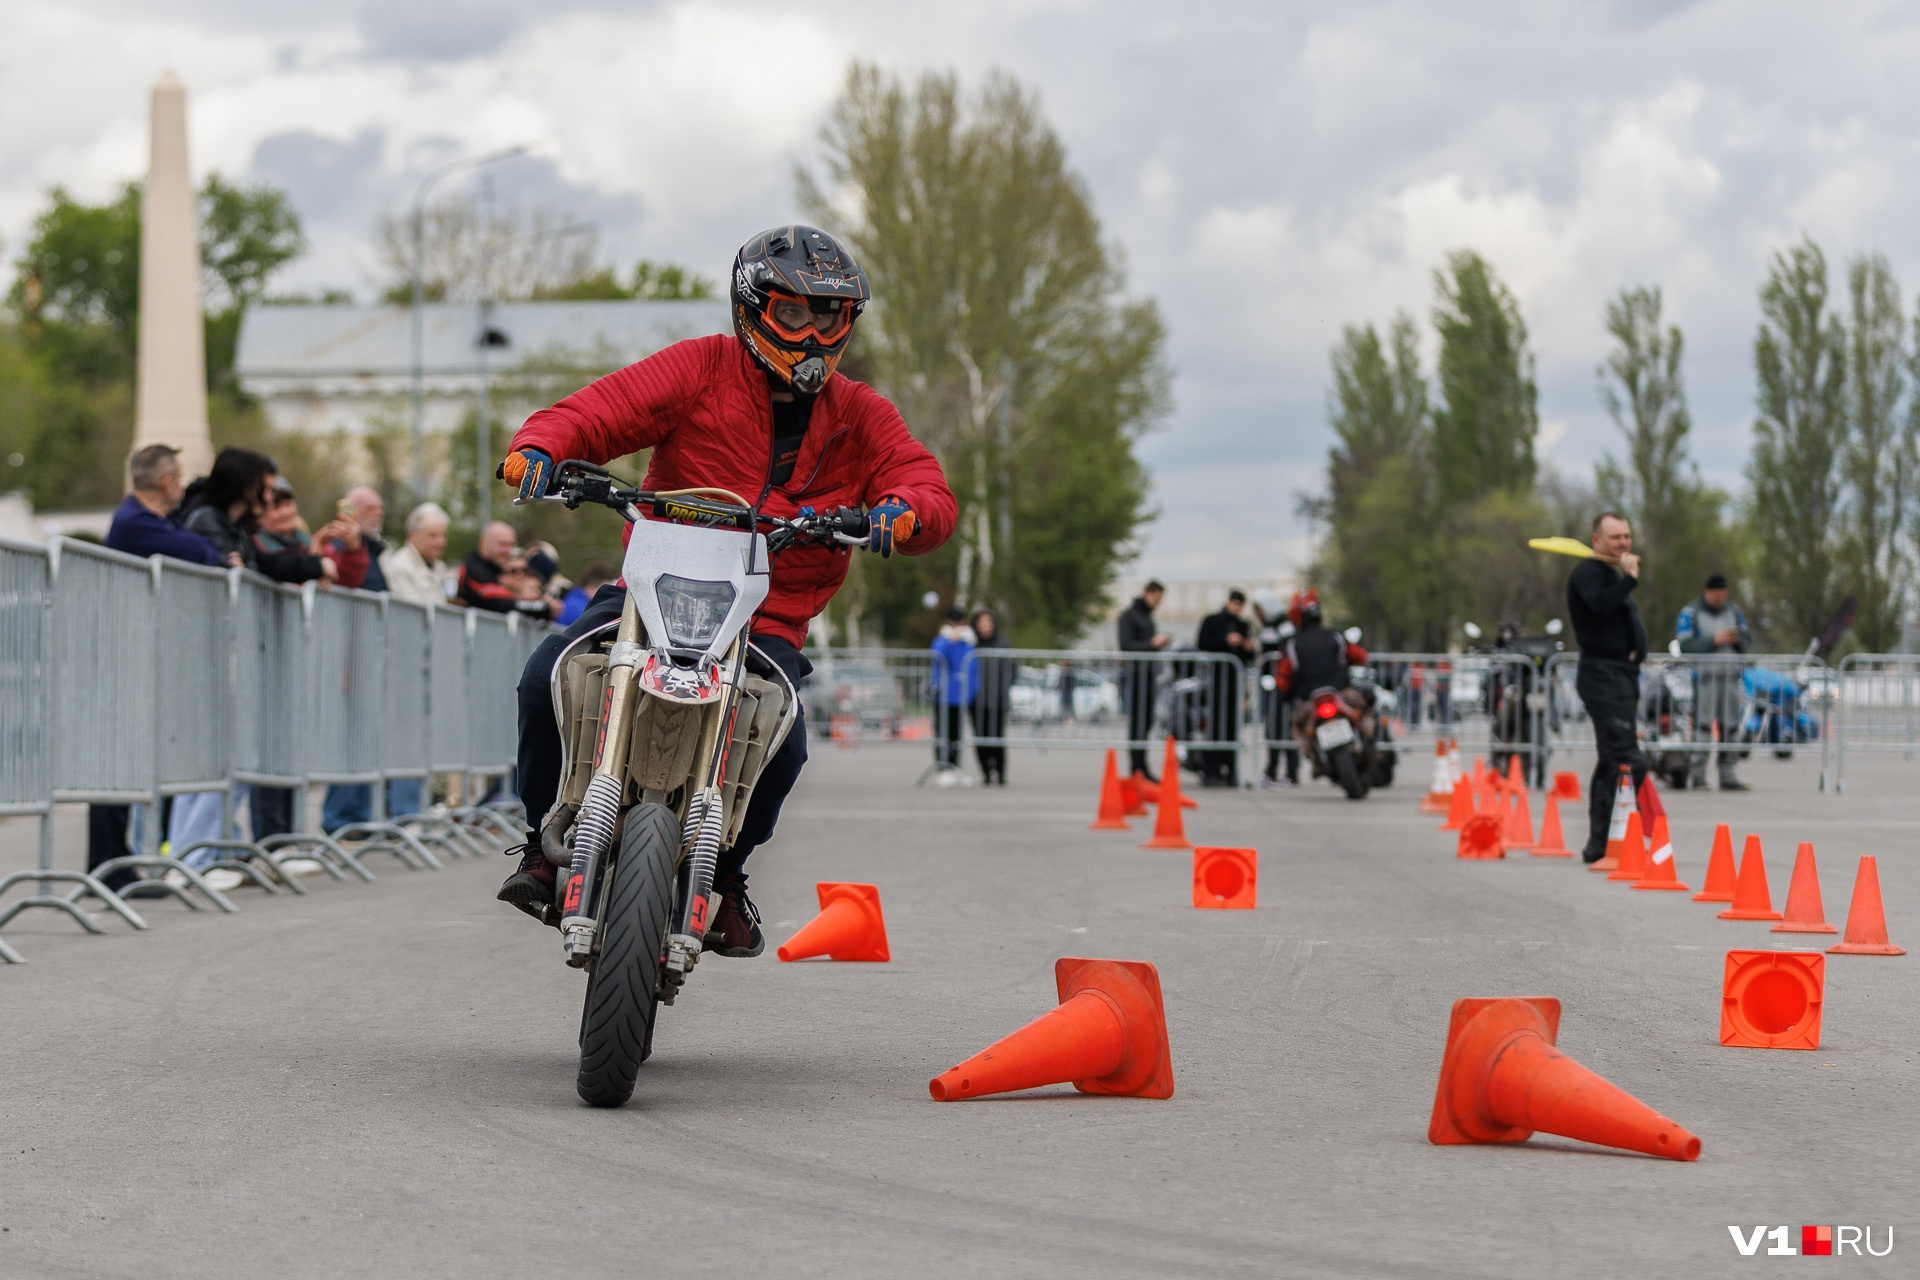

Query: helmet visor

[763,294,854,346]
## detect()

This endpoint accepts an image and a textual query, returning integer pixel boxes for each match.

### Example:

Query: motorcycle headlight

[654,575,736,649]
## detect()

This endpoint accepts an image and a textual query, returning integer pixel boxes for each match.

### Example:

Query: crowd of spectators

[89,443,594,891]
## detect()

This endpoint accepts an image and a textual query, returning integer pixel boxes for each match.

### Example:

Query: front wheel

[577,802,680,1108]
[1329,744,1368,800]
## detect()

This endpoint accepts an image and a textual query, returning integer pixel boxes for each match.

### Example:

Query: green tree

[1835,253,1910,652]
[1593,285,1738,638]
[200,174,306,398]
[1431,250,1538,505]
[1746,237,1848,647]
[8,183,142,386]
[1322,314,1451,648]
[799,63,1166,645]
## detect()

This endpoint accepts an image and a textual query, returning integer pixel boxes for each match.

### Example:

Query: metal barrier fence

[0,536,543,962]
[802,647,1248,780]
[1541,652,1831,791]
[1828,653,1920,793]
[796,642,1851,798]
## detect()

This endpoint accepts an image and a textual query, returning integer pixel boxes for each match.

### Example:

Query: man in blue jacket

[91,445,220,887]
[105,444,221,565]
[1675,572,1751,791]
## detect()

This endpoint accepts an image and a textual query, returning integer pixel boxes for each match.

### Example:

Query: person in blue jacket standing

[1674,572,1751,791]
[930,607,977,780]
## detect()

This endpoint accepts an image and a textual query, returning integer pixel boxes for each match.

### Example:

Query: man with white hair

[381,502,458,606]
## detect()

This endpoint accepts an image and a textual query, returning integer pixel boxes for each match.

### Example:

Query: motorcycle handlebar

[527,458,872,550]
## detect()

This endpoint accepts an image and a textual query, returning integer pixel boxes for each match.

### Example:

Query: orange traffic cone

[1456,812,1505,859]
[1471,757,1486,786]
[1590,766,1633,872]
[776,883,890,962]
[1130,766,1197,810]
[1118,774,1148,817]
[1192,847,1256,909]
[1607,810,1648,882]
[1142,738,1193,850]
[1441,779,1473,831]
[1552,771,1582,802]
[1531,794,1574,857]
[1504,756,1526,794]
[1771,842,1836,934]
[1717,836,1783,922]
[1428,997,1700,1161]
[1089,750,1130,830]
[928,958,1174,1101]
[1692,824,1738,903]
[1721,950,1824,1049]
[1504,788,1535,853]
[1632,815,1688,891]
[1420,742,1454,814]
[1827,856,1906,955]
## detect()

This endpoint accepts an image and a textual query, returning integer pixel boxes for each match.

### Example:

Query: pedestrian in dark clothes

[1568,512,1650,862]
[1117,581,1170,778]
[969,608,1013,784]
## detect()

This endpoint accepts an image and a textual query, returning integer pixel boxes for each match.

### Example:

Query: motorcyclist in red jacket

[496,226,956,955]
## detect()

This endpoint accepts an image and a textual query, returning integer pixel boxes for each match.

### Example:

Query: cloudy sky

[5,1,1919,580]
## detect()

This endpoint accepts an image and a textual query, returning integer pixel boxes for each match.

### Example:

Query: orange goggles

[761,294,854,346]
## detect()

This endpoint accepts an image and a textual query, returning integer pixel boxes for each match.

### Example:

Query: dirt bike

[523,460,869,1107]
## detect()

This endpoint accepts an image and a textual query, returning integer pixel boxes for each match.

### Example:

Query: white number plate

[1315,717,1355,750]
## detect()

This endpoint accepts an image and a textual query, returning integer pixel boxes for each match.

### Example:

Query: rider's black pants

[515,584,812,881]
[1576,656,1648,859]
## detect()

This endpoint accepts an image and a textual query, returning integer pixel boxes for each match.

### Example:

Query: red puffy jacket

[509,334,956,647]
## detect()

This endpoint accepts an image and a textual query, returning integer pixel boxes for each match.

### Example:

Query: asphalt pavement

[0,745,1913,1278]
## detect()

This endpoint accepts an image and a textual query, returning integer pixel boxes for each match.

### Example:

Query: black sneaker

[498,843,559,926]
[1581,844,1607,865]
[702,874,764,957]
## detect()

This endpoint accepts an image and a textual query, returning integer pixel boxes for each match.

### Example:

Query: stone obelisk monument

[134,70,212,480]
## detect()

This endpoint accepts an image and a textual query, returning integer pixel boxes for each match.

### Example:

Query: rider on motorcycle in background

[1271,589,1369,729]
[495,225,956,956]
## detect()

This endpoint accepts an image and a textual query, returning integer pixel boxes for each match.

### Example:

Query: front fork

[662,645,745,985]
[558,600,647,966]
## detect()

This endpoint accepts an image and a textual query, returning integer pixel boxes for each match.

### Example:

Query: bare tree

[375,195,598,303]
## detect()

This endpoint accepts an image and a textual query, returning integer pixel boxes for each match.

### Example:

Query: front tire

[1329,744,1368,800]
[576,802,679,1108]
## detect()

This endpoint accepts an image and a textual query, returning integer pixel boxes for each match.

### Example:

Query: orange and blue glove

[867,495,916,558]
[500,447,553,503]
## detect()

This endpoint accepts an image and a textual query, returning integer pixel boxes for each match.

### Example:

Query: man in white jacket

[380,502,459,607]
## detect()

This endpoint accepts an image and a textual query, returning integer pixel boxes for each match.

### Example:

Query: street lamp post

[408,144,532,498]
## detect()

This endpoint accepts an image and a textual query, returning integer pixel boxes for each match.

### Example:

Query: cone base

[1142,836,1193,849]
[1716,908,1784,921]
[1632,881,1690,891]
[1529,848,1574,858]
[1589,857,1618,872]
[1691,891,1734,903]
[1827,941,1907,955]
[1770,921,1837,933]
[1089,817,1130,831]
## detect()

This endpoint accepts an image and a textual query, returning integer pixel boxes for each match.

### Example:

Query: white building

[234,298,730,444]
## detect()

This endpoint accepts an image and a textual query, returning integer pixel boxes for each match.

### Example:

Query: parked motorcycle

[526,460,869,1107]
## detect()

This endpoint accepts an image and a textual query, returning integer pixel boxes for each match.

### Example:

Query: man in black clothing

[1117,580,1170,777]
[1194,590,1257,786]
[1568,512,1650,862]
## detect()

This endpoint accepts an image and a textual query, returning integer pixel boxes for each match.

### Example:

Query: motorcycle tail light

[1316,699,1339,719]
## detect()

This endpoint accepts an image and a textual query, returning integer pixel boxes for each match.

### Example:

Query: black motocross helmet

[730,225,869,396]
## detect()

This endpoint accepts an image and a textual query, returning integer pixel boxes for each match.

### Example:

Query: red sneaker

[702,874,765,957]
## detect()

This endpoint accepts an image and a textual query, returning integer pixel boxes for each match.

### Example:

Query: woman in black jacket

[181,448,275,571]
[969,608,1014,785]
